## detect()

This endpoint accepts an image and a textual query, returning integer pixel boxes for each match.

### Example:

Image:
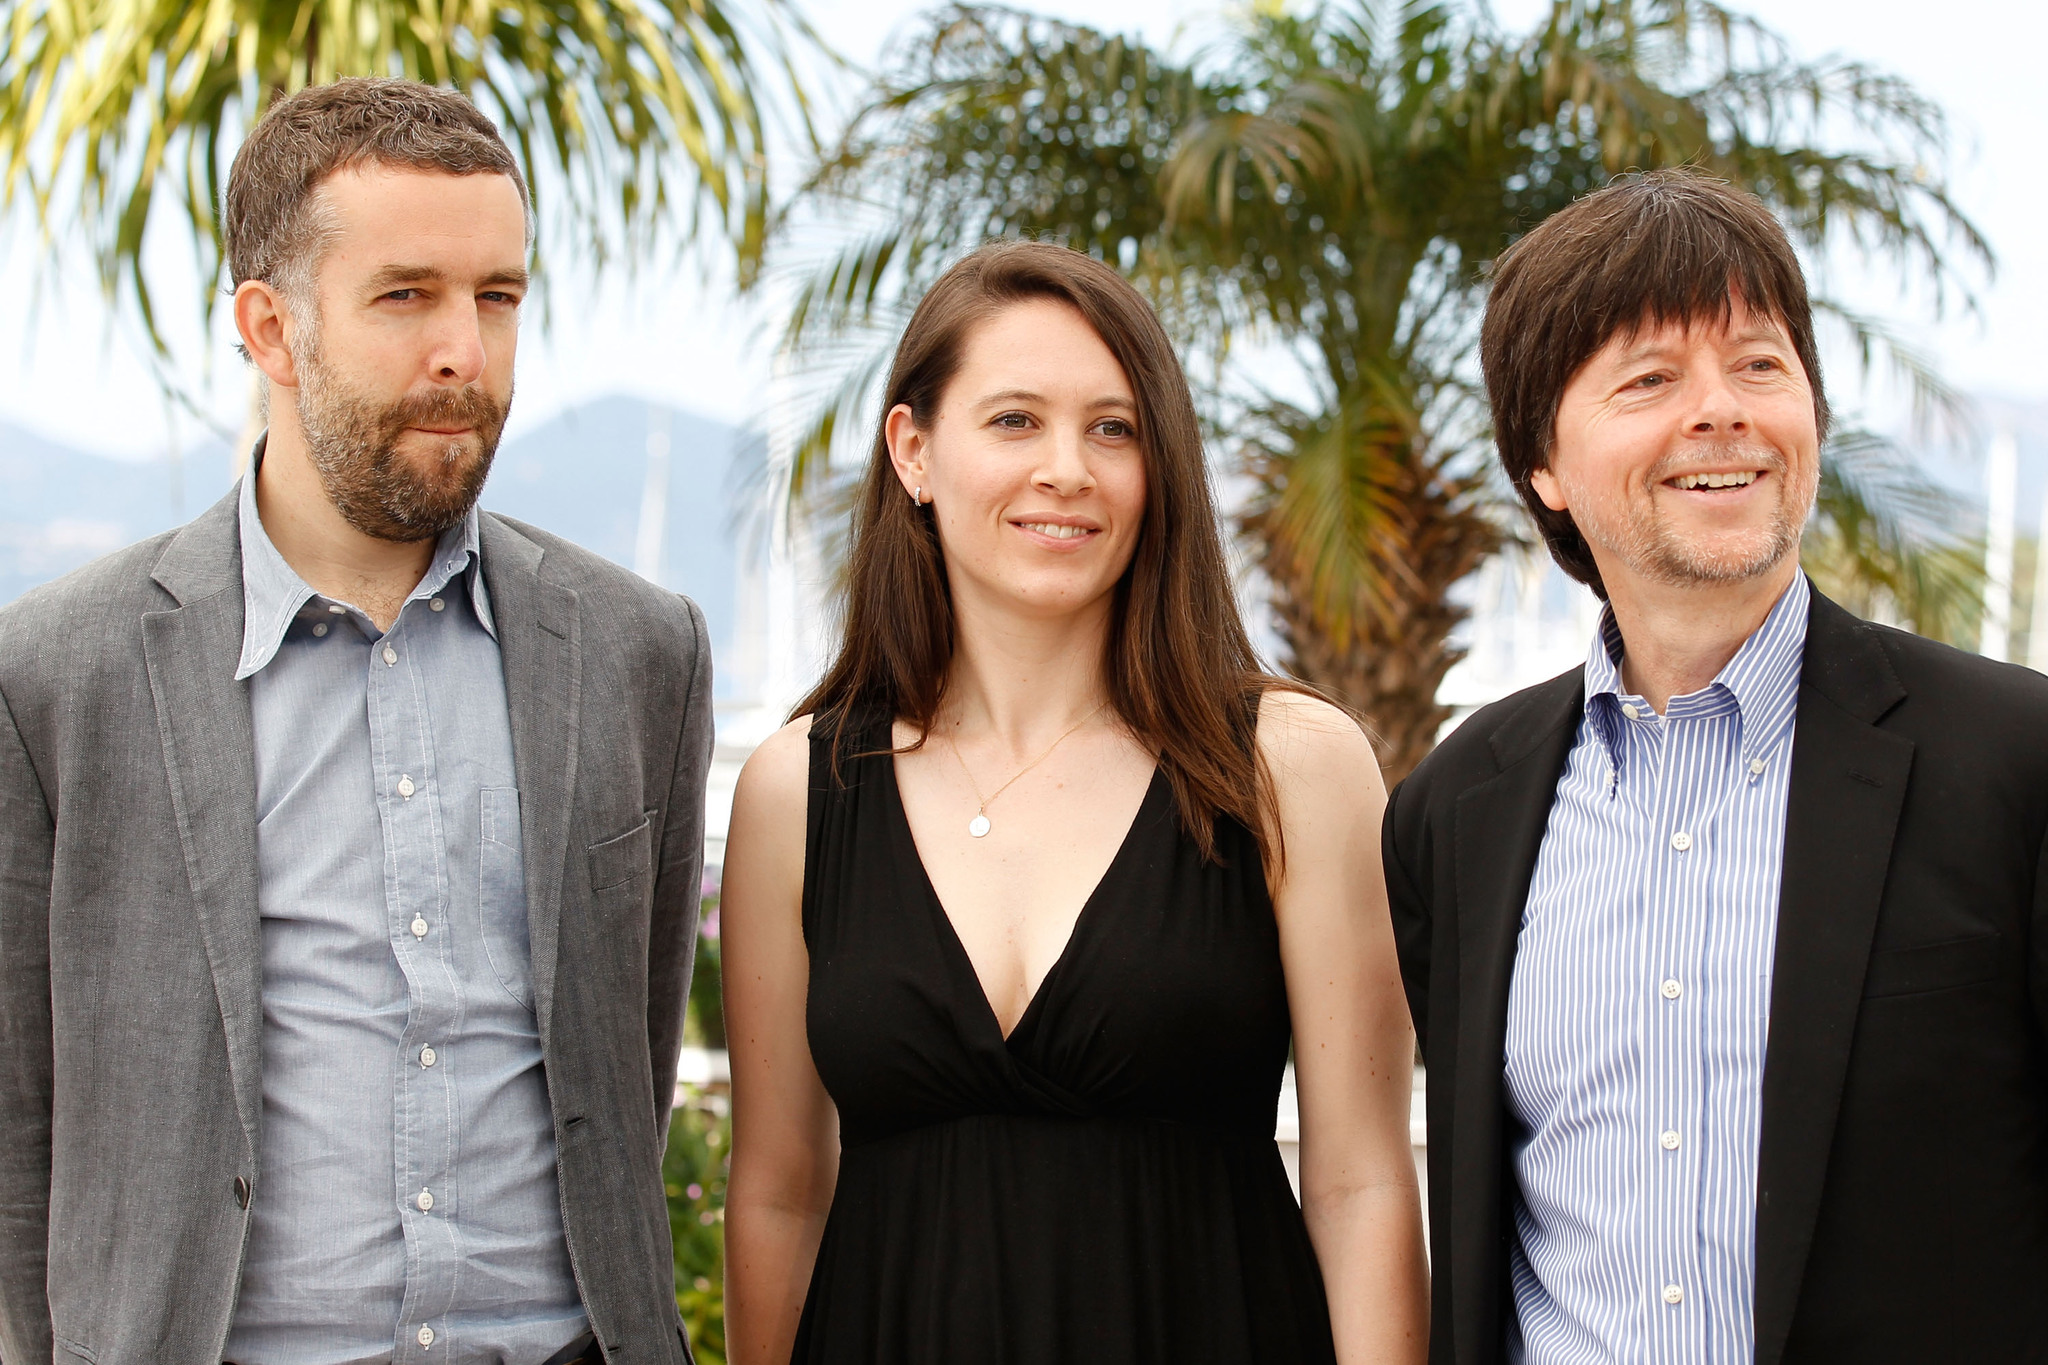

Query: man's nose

[1687,372,1750,437]
[428,302,489,386]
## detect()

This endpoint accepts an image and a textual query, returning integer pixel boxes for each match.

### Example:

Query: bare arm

[1261,691,1428,1365]
[722,716,839,1365]
[0,682,54,1362]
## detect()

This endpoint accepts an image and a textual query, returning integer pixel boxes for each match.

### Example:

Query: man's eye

[1748,358,1780,372]
[481,291,520,305]
[385,289,418,302]
[1632,373,1665,389]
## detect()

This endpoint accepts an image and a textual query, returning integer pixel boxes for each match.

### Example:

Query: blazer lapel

[1752,594,1912,1365]
[140,492,265,1152]
[1448,674,1583,1365]
[481,516,583,1042]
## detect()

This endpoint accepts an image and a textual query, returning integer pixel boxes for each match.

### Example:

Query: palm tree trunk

[1263,464,1501,785]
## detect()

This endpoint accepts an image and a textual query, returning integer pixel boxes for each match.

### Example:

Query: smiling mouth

[1668,471,1760,491]
[1016,521,1096,540]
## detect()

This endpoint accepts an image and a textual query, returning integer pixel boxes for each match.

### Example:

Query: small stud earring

[912,486,923,505]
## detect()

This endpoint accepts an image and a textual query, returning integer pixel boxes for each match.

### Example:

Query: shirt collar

[235,434,495,680]
[1582,574,1811,769]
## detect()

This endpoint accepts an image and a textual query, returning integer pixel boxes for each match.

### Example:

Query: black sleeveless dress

[792,711,1337,1364]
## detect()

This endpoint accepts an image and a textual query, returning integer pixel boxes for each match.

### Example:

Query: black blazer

[1384,585,2048,1365]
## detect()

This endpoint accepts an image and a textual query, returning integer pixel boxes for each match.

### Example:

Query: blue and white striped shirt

[1503,577,1809,1364]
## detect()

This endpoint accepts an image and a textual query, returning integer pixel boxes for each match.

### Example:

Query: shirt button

[1671,830,1692,852]
[397,775,416,799]
[1621,702,1641,719]
[1661,978,1683,1000]
[411,917,429,938]
[417,1325,435,1347]
[327,603,346,615]
[421,1045,437,1068]
[416,1188,434,1212]
[383,646,398,666]
[1660,1130,1681,1151]
[1749,757,1766,776]
[430,597,446,612]
[1663,1283,1684,1306]
[311,622,329,638]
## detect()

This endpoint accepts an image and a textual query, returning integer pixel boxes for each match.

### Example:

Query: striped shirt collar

[235,433,493,680]
[1583,574,1811,774]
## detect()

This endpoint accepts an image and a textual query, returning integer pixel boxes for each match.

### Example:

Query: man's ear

[1529,465,1569,513]
[234,280,302,390]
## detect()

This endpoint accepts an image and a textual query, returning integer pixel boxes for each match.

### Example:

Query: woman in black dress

[721,242,1425,1364]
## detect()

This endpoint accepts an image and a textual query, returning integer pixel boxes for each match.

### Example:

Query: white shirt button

[311,622,328,638]
[420,1045,437,1068]
[1660,1129,1681,1151]
[416,1188,434,1212]
[429,597,446,612]
[1671,830,1692,852]
[1621,702,1641,719]
[327,603,346,615]
[397,775,416,799]
[417,1325,435,1347]
[1661,978,1683,1000]
[411,917,429,938]
[383,646,398,666]
[1662,1283,1684,1305]
[1749,757,1766,776]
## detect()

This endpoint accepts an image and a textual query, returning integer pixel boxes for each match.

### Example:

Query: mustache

[376,385,507,441]
[1647,442,1787,484]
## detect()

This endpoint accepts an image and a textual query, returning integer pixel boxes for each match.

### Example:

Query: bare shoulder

[733,714,815,820]
[1254,686,1387,804]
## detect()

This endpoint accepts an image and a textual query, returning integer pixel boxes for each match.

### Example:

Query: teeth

[1021,522,1091,539]
[1672,471,1759,490]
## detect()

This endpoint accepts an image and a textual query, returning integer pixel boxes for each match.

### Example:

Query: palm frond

[0,0,819,354]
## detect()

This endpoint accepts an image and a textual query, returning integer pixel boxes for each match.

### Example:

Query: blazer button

[234,1176,251,1209]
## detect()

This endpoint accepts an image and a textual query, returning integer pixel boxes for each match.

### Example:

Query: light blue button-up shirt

[224,452,586,1364]
[1503,577,1808,1365]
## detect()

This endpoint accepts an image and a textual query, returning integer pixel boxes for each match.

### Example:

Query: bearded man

[0,80,712,1364]
[1385,169,2048,1365]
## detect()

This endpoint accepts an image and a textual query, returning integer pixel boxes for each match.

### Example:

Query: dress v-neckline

[886,752,1164,1045]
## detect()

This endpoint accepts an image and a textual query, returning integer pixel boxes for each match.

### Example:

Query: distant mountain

[0,397,749,692]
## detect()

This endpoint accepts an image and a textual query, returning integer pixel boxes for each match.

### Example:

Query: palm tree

[0,0,821,371]
[781,0,1990,780]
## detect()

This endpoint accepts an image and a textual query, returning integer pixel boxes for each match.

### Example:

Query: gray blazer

[0,489,714,1364]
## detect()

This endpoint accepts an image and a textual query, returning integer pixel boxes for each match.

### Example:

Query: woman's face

[887,298,1148,623]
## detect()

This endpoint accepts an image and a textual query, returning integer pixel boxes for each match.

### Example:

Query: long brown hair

[797,240,1287,867]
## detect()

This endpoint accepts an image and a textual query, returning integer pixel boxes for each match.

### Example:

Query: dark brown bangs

[797,240,1301,868]
[1480,168,1830,597]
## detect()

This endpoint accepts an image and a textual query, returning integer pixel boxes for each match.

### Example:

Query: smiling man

[1384,170,2048,1365]
[0,81,712,1364]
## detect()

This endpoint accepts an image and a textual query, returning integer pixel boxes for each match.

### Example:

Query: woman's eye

[994,412,1032,429]
[1631,373,1665,390]
[1747,358,1780,372]
[1096,419,1134,438]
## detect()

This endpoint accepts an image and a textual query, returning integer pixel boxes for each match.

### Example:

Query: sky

[0,0,2039,464]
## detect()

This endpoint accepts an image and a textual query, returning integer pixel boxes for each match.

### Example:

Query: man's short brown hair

[225,77,529,305]
[1479,168,1829,598]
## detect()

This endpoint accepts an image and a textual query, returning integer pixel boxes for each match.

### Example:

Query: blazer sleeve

[0,682,54,1362]
[647,596,714,1148]
[2033,819,2048,1063]
[1382,776,1432,1055]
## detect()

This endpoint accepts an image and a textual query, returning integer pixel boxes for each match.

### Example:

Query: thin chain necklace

[946,704,1105,839]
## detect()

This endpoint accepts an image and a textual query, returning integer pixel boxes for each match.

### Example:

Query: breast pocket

[1862,932,2004,1000]
[479,787,535,1011]
[588,813,654,893]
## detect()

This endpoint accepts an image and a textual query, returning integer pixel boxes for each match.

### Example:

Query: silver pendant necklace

[947,704,1105,838]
